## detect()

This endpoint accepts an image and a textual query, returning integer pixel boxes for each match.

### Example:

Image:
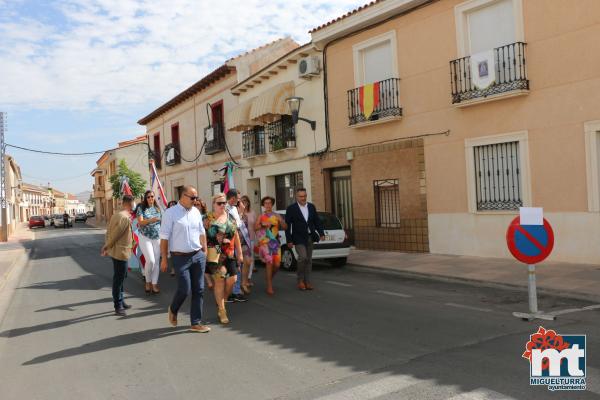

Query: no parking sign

[506,217,554,264]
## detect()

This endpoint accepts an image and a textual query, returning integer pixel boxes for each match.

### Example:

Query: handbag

[207,247,220,264]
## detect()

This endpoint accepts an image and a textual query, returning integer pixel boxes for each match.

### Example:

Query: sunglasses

[216,201,227,206]
[146,195,154,198]
[183,193,198,201]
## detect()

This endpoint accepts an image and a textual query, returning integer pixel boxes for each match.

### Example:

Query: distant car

[50,214,62,226]
[28,215,45,229]
[266,211,350,271]
[42,215,51,227]
[86,211,95,217]
[75,213,87,222]
[54,214,72,228]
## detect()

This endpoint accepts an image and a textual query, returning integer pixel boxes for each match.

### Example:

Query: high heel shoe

[145,283,151,294]
[218,308,229,324]
[152,284,160,294]
[241,283,251,295]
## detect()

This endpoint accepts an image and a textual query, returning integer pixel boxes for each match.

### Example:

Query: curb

[0,248,31,327]
[345,263,600,304]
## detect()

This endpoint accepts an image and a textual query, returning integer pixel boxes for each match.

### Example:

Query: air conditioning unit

[298,56,320,79]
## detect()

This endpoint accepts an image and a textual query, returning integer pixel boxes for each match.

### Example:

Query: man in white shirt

[159,186,210,333]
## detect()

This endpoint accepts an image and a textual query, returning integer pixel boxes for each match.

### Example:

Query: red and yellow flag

[359,82,380,120]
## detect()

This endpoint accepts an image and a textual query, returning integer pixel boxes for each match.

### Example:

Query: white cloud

[0,0,366,110]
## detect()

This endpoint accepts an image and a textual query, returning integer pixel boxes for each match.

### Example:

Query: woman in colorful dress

[203,193,243,324]
[136,190,162,294]
[254,196,287,296]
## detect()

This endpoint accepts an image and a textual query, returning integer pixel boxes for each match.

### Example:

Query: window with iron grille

[242,126,266,158]
[473,141,522,211]
[373,179,400,227]
[267,115,295,152]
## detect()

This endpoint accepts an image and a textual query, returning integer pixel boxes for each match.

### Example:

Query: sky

[0,0,366,194]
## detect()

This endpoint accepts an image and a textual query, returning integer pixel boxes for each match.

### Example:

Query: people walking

[166,200,178,277]
[136,190,162,294]
[62,211,69,229]
[101,195,134,316]
[255,196,287,296]
[225,189,248,302]
[194,198,213,291]
[159,186,210,333]
[285,188,324,291]
[237,197,253,294]
[241,195,256,287]
[204,193,244,324]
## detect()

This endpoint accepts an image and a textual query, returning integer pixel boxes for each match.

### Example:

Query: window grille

[473,141,522,210]
[374,179,400,227]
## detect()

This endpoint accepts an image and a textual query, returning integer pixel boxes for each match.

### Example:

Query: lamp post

[285,97,316,131]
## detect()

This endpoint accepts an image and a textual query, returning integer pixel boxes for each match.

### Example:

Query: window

[242,126,266,158]
[465,131,530,213]
[455,0,523,56]
[212,181,223,196]
[274,172,303,210]
[353,31,398,87]
[206,101,226,155]
[473,141,522,211]
[153,133,161,169]
[175,185,184,200]
[171,123,181,164]
[266,115,295,152]
[374,179,400,227]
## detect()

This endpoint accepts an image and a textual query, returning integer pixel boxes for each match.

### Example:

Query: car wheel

[331,257,347,268]
[281,247,297,271]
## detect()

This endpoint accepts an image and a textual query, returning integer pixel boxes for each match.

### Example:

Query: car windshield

[31,216,43,220]
[318,212,343,230]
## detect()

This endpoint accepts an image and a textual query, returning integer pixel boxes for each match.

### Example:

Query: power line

[22,171,91,182]
[5,140,149,156]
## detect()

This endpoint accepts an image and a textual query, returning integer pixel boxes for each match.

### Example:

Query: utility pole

[1,112,7,242]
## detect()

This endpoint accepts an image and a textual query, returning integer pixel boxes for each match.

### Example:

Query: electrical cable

[5,140,150,156]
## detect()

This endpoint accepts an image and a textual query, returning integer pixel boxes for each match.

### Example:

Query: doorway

[331,167,354,243]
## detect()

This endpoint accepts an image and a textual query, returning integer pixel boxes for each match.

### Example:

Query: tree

[109,159,147,199]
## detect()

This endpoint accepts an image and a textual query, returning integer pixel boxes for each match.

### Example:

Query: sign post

[506,207,555,321]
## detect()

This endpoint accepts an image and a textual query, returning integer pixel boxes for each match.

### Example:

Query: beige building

[310,0,600,264]
[21,183,52,219]
[1,155,23,240]
[91,135,150,223]
[138,39,298,204]
[227,43,327,210]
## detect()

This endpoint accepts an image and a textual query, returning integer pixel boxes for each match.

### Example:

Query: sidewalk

[85,217,106,229]
[0,223,34,291]
[347,249,600,303]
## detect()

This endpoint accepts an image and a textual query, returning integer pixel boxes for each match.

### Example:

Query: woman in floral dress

[254,196,287,296]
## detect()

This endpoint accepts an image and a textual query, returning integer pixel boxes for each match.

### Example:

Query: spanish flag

[359,82,380,120]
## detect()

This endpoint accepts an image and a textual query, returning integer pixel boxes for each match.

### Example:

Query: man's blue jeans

[111,258,127,309]
[170,251,205,326]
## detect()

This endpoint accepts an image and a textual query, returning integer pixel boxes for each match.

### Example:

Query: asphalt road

[0,225,598,399]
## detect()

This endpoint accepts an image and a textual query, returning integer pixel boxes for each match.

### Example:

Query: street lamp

[285,96,316,131]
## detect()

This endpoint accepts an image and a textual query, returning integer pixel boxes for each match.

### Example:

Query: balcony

[93,184,104,198]
[450,42,529,105]
[242,127,266,158]
[347,78,402,126]
[165,142,181,166]
[266,115,295,152]
[205,123,226,155]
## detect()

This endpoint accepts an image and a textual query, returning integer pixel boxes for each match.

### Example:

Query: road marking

[375,290,412,298]
[315,375,422,400]
[548,304,600,316]
[445,303,492,313]
[325,280,353,287]
[447,388,515,399]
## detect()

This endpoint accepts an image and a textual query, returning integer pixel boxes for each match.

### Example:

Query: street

[0,225,598,399]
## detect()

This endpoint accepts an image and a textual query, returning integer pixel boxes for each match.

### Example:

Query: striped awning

[249,81,295,124]
[225,97,257,132]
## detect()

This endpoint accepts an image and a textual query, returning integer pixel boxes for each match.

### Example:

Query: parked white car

[271,210,350,271]
[54,214,72,228]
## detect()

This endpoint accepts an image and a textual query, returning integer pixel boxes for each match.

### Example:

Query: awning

[249,81,294,124]
[225,97,257,132]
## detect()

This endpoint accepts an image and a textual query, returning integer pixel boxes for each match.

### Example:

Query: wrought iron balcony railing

[242,127,266,158]
[347,78,402,126]
[205,123,226,155]
[450,42,529,104]
[267,115,296,152]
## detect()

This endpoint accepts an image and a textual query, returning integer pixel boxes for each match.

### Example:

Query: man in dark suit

[285,188,324,290]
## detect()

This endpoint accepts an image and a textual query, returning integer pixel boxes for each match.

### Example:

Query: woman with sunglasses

[137,190,162,294]
[203,193,243,324]
[255,196,287,296]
